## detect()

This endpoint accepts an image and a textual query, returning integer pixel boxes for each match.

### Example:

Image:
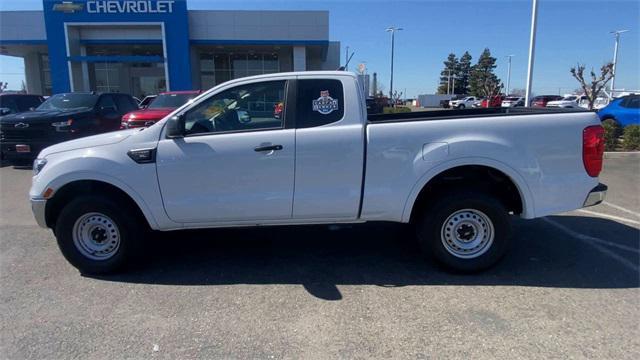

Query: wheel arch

[44,175,159,230]
[402,158,535,223]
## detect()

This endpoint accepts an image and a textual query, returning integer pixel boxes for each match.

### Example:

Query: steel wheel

[72,212,121,261]
[440,208,494,259]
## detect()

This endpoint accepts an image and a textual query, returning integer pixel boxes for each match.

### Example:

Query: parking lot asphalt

[1,155,639,359]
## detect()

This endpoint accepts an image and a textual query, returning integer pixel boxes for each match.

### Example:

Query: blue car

[598,94,640,127]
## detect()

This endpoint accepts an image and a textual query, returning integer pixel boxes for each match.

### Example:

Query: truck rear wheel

[416,191,511,272]
[54,195,143,274]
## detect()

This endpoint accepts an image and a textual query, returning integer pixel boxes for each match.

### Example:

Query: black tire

[458,104,465,109]
[54,195,144,274]
[415,191,511,272]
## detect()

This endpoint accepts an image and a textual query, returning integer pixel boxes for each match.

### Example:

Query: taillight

[583,125,605,177]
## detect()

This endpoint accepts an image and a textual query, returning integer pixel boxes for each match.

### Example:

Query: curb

[604,151,640,159]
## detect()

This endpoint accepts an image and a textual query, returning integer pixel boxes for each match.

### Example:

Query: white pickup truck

[449,96,478,109]
[29,71,607,274]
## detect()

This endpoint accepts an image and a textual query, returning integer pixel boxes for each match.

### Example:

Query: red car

[120,90,201,129]
[530,95,563,107]
[481,95,505,108]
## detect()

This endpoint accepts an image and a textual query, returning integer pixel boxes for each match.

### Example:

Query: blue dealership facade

[0,0,340,97]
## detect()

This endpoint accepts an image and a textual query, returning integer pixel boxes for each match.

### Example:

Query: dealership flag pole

[524,0,538,107]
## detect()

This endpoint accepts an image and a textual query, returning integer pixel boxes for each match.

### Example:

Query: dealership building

[0,0,340,98]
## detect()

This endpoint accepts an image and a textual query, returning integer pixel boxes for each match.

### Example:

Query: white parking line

[542,217,639,272]
[576,209,640,226]
[602,201,640,218]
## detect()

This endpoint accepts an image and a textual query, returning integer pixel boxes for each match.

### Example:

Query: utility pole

[524,0,538,107]
[609,29,629,99]
[505,54,514,96]
[386,26,403,104]
[446,69,451,95]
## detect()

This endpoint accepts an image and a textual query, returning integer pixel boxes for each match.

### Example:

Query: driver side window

[184,80,286,136]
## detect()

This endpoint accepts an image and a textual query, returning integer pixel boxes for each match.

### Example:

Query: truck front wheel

[416,191,511,272]
[54,195,143,274]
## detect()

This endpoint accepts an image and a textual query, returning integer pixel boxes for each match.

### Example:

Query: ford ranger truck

[29,71,607,275]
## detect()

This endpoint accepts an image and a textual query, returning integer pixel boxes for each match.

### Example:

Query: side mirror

[166,114,185,138]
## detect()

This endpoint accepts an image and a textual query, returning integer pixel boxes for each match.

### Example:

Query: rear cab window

[296,79,345,128]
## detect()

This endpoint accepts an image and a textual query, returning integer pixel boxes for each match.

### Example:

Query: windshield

[505,97,520,101]
[562,96,577,101]
[148,93,196,109]
[37,93,98,111]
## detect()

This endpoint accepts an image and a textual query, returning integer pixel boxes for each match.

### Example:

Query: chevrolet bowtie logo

[52,1,84,13]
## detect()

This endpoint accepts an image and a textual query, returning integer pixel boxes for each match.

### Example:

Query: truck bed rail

[368,107,591,123]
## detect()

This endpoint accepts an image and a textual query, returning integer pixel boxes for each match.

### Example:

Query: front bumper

[583,183,607,207]
[31,197,48,228]
[1,141,51,161]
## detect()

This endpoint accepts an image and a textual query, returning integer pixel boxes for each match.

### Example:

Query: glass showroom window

[93,62,122,93]
[39,54,52,95]
[200,53,280,87]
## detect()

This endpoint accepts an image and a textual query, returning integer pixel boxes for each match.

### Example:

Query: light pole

[386,26,403,103]
[609,29,629,99]
[524,0,538,107]
[505,54,514,96]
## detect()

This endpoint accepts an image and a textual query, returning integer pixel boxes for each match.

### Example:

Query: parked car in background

[546,95,587,108]
[480,95,504,108]
[580,97,609,110]
[0,92,138,161]
[138,95,157,109]
[449,96,477,109]
[366,98,385,114]
[501,97,525,108]
[0,93,45,117]
[530,95,563,107]
[29,71,606,274]
[598,94,640,127]
[120,91,201,129]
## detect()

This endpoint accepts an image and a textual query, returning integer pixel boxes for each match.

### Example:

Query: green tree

[469,48,502,97]
[455,51,472,95]
[437,53,458,95]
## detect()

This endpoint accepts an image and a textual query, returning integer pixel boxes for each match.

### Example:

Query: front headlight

[33,158,47,176]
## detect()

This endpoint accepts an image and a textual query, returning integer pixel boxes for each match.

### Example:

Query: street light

[505,54,514,96]
[524,0,538,107]
[386,26,403,103]
[610,29,629,99]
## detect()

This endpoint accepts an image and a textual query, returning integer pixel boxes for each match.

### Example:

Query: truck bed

[368,107,590,123]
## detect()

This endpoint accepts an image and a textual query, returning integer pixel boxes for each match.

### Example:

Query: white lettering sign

[86,1,175,14]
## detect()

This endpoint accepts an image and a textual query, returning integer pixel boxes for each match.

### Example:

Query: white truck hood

[39,129,139,158]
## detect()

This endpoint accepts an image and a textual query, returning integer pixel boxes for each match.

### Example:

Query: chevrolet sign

[87,1,175,14]
[52,1,84,13]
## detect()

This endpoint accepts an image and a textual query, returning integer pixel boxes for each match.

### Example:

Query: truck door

[155,80,295,223]
[292,77,365,219]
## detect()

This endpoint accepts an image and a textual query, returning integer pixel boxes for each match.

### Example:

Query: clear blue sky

[1,0,638,97]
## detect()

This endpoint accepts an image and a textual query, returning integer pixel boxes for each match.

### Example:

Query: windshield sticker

[312,90,339,115]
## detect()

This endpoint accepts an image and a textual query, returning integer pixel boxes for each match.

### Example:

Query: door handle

[254,144,283,152]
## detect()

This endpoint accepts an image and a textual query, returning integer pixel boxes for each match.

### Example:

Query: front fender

[30,152,175,230]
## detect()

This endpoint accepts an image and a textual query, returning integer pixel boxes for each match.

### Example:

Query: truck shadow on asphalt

[95,216,640,300]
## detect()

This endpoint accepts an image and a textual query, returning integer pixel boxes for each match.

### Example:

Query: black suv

[0,92,138,162]
[0,93,45,117]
